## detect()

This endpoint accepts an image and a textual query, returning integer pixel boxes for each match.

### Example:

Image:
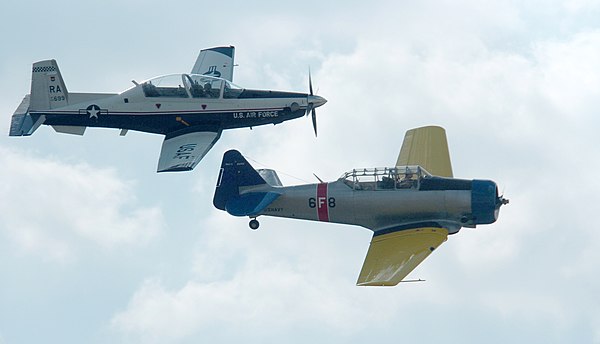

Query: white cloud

[111,213,423,342]
[564,0,600,12]
[95,29,600,344]
[0,146,164,261]
[110,20,600,342]
[3,1,600,343]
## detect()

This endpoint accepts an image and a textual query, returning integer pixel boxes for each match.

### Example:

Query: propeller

[498,184,509,206]
[307,69,318,137]
[494,185,509,219]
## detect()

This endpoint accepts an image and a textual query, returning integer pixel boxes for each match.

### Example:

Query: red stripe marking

[317,183,329,222]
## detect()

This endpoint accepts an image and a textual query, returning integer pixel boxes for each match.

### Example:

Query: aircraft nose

[309,95,327,108]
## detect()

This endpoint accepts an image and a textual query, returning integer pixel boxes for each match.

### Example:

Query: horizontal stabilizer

[9,95,42,136]
[357,227,448,286]
[226,192,281,216]
[52,125,86,135]
[257,169,283,187]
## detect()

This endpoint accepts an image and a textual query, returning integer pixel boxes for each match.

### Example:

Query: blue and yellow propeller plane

[213,126,508,286]
[9,46,326,172]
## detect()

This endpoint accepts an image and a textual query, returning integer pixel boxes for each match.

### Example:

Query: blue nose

[471,180,501,225]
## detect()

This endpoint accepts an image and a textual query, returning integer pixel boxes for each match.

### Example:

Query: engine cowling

[471,180,501,225]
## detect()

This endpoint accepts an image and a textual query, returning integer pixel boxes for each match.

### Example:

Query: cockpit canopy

[137,74,244,99]
[340,165,432,191]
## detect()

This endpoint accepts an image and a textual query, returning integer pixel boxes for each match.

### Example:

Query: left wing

[157,130,222,172]
[191,46,235,81]
[396,126,453,177]
[357,227,448,286]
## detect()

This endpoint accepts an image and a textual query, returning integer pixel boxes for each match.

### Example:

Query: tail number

[308,197,335,208]
[50,95,66,102]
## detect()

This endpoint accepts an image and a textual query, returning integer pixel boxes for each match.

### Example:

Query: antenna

[313,173,324,183]
[399,279,426,283]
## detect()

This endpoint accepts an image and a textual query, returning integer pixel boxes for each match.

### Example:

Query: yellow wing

[396,126,453,177]
[357,227,448,286]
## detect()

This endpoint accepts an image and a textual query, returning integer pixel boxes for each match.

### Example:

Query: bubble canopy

[340,166,432,190]
[131,74,244,99]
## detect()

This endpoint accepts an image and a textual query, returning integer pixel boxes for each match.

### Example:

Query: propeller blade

[307,68,318,136]
[309,68,314,96]
[306,103,313,117]
[311,108,317,137]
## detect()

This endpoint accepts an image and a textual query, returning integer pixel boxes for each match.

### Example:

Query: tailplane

[213,150,280,216]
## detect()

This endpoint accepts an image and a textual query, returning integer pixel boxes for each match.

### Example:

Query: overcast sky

[1,0,600,343]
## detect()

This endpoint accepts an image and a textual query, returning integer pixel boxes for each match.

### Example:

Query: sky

[1,0,600,343]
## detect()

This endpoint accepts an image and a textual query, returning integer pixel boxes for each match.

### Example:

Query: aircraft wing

[191,46,235,81]
[396,126,453,177]
[157,129,222,172]
[357,227,448,286]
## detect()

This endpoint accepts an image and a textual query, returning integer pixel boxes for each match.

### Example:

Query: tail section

[213,150,280,216]
[257,169,283,187]
[9,95,41,136]
[30,59,69,110]
[9,60,69,136]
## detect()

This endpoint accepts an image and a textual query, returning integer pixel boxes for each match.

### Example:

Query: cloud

[111,213,409,342]
[0,146,165,262]
[110,21,600,342]
[3,1,600,343]
[564,0,600,12]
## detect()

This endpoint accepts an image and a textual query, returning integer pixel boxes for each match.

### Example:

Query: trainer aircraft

[213,126,508,286]
[9,46,326,172]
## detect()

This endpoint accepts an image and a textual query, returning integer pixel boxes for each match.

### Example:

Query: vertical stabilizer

[213,150,267,211]
[30,59,69,110]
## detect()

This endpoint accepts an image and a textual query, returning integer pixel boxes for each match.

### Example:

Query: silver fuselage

[248,179,475,234]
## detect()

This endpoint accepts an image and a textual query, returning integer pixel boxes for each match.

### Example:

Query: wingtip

[157,166,194,173]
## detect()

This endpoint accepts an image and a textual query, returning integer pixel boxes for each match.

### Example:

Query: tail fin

[30,59,69,110]
[9,60,68,136]
[213,150,280,216]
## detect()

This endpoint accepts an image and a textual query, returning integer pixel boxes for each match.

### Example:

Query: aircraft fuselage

[244,177,500,234]
[32,88,311,135]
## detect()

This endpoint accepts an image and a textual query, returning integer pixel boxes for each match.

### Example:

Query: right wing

[357,227,448,286]
[157,129,221,172]
[191,46,235,81]
[396,126,453,177]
